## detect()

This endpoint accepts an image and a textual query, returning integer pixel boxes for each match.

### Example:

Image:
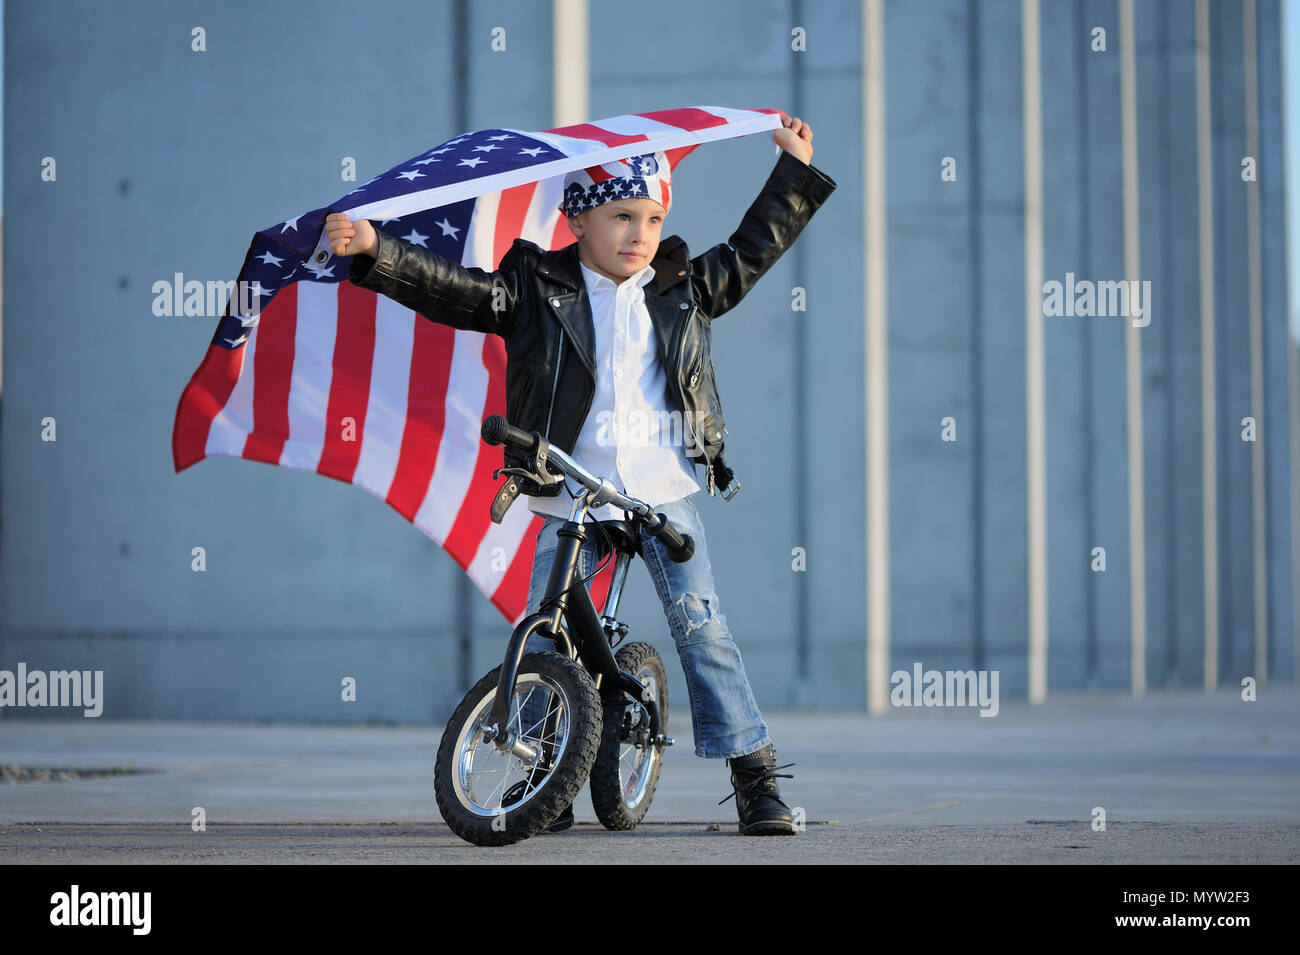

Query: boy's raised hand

[772,115,814,165]
[325,212,378,258]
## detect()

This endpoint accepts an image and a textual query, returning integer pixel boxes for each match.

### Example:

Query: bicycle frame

[481,487,663,757]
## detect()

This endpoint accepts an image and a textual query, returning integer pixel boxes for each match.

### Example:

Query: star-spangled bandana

[560,151,673,218]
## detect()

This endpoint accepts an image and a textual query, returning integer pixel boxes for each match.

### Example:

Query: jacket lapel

[535,242,596,380]
[648,236,691,366]
[650,235,690,294]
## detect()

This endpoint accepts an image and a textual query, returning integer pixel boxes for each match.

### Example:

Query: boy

[326,114,836,835]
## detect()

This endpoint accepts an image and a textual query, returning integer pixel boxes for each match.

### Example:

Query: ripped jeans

[523,494,772,760]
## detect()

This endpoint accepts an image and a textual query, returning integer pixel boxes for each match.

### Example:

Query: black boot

[719,744,796,836]
[502,771,574,833]
[544,802,574,833]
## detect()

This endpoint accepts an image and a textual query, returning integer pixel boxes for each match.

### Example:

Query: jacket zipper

[676,305,715,493]
[545,325,564,439]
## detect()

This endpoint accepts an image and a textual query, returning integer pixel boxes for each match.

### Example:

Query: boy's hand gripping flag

[172,106,784,625]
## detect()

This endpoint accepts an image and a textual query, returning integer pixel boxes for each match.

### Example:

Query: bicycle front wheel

[434,650,602,846]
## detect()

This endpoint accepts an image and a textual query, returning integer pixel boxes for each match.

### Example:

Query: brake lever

[493,465,564,487]
[492,439,565,488]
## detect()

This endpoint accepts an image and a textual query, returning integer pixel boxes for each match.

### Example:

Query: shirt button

[549,297,560,307]
[679,302,689,310]
[677,269,686,276]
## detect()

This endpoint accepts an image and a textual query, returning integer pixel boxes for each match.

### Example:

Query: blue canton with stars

[213,129,565,349]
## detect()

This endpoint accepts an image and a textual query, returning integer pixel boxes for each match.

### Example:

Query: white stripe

[677,105,790,128]
[353,296,414,500]
[205,323,258,457]
[415,330,489,540]
[463,190,501,271]
[278,281,336,470]
[518,175,566,247]
[584,113,704,139]
[467,493,539,622]
[341,109,781,224]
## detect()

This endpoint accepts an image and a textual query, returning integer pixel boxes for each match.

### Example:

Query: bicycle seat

[591,519,644,562]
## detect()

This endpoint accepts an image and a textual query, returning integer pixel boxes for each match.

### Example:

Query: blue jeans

[523,495,772,760]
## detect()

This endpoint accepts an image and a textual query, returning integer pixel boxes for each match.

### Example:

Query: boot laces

[717,761,796,807]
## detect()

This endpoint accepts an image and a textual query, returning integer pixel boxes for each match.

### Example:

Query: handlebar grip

[649,511,695,563]
[482,414,537,451]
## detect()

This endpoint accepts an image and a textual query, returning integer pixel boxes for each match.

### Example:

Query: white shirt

[528,259,702,522]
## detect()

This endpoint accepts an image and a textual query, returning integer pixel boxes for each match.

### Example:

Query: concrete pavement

[1,685,1297,862]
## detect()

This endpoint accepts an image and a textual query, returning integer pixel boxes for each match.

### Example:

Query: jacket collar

[536,235,691,296]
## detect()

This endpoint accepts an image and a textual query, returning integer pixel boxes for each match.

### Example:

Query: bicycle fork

[478,520,671,757]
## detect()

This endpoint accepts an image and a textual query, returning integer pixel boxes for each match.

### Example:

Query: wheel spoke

[445,662,585,826]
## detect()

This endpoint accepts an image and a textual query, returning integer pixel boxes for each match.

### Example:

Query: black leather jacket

[347,149,836,523]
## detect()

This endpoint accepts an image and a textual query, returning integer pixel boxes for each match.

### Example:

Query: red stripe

[317,282,377,483]
[241,284,298,465]
[633,107,728,131]
[491,513,545,622]
[386,314,455,520]
[172,342,243,472]
[589,555,614,614]
[543,122,648,147]
[550,214,576,250]
[664,144,699,169]
[442,336,507,565]
[494,181,536,270]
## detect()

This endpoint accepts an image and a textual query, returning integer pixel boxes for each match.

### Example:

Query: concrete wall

[2,0,1293,723]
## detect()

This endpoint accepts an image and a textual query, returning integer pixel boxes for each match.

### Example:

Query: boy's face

[566,197,666,283]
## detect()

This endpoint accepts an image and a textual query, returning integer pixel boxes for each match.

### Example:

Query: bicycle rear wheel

[590,642,668,830]
[434,650,602,846]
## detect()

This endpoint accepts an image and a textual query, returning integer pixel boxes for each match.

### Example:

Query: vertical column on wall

[1243,0,1269,686]
[1293,317,1300,679]
[790,0,812,704]
[1257,0,1296,685]
[1196,0,1220,690]
[1023,0,1048,704]
[455,0,473,692]
[969,8,986,679]
[1119,0,1148,695]
[553,0,588,126]
[863,0,889,714]
[1288,0,1300,679]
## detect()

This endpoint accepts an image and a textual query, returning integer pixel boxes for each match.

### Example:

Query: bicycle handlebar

[481,415,695,563]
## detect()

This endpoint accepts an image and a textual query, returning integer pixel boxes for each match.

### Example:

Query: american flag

[172,106,784,625]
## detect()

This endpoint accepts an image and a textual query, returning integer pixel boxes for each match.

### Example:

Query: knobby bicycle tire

[590,641,669,830]
[434,651,603,846]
